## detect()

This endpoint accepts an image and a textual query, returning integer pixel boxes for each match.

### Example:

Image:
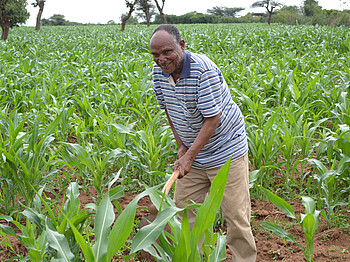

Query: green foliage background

[0,0,29,27]
[0,22,349,261]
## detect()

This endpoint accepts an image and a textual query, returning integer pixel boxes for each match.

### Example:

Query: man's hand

[174,144,189,179]
[173,113,221,179]
[173,153,193,179]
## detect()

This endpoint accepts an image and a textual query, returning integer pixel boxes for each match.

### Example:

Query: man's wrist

[185,149,197,162]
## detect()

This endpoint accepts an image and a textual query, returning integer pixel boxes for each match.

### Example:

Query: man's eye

[164,50,171,54]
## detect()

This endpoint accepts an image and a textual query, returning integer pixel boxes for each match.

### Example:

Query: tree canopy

[135,0,156,26]
[251,0,283,24]
[1,0,29,40]
[207,6,244,18]
[1,0,29,27]
[41,14,83,26]
[303,0,320,16]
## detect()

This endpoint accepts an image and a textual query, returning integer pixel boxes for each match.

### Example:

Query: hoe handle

[162,170,180,195]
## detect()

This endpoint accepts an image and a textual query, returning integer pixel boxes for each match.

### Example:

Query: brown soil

[1,188,349,262]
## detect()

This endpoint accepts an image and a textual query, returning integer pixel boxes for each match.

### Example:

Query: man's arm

[174,112,221,178]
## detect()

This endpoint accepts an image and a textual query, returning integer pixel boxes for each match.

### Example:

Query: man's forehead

[151,30,176,43]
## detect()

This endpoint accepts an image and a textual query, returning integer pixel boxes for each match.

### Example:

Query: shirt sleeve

[197,69,222,118]
[152,68,166,110]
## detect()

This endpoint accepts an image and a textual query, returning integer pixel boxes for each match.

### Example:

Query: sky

[25,0,346,26]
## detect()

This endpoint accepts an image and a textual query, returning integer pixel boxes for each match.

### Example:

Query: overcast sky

[25,0,346,26]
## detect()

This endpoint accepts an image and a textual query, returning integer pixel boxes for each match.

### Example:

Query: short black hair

[151,24,182,43]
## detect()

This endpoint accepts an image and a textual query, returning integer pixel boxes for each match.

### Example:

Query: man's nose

[158,54,165,62]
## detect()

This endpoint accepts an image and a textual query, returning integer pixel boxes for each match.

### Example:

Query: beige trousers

[174,153,257,262]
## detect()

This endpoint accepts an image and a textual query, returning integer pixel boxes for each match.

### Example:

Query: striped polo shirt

[152,50,248,169]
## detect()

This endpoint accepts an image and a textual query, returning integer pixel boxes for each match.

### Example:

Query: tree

[303,0,319,16]
[107,20,116,25]
[189,12,219,23]
[121,0,138,31]
[336,9,350,26]
[310,7,327,25]
[207,6,244,18]
[153,0,167,24]
[120,13,138,25]
[0,0,9,40]
[251,0,283,25]
[32,0,45,31]
[207,6,225,17]
[0,0,29,40]
[41,14,83,26]
[47,14,66,25]
[136,0,155,26]
[274,5,305,25]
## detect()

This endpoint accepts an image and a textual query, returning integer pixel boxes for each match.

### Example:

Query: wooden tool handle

[162,170,180,195]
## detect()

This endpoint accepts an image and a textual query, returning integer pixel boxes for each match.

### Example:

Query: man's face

[150,30,185,76]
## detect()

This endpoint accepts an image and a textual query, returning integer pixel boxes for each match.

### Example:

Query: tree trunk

[265,6,274,25]
[35,1,45,31]
[160,13,167,24]
[121,16,129,31]
[145,9,150,27]
[0,21,9,40]
[121,0,138,31]
[0,1,9,41]
[153,0,167,24]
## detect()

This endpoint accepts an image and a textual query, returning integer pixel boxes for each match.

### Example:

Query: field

[0,23,349,261]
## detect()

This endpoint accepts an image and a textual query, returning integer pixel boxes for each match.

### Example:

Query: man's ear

[179,39,185,50]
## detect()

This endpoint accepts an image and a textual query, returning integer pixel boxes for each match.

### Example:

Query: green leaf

[143,244,163,261]
[290,75,300,101]
[60,213,96,262]
[249,170,259,189]
[262,108,280,134]
[260,221,297,244]
[301,196,316,214]
[107,187,157,261]
[22,209,44,232]
[64,182,80,217]
[63,143,95,173]
[209,234,226,262]
[173,210,191,262]
[189,157,230,261]
[337,138,350,157]
[301,213,315,234]
[151,241,170,261]
[131,206,182,253]
[300,213,316,258]
[0,224,16,237]
[158,231,175,258]
[110,123,134,135]
[260,186,296,219]
[307,159,328,174]
[45,224,75,262]
[93,192,115,262]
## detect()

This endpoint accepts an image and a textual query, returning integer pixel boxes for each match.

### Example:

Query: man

[150,24,257,262]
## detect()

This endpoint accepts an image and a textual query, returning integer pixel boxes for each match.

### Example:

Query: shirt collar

[161,50,191,79]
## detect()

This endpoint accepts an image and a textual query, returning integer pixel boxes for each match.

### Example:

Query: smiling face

[150,30,185,79]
